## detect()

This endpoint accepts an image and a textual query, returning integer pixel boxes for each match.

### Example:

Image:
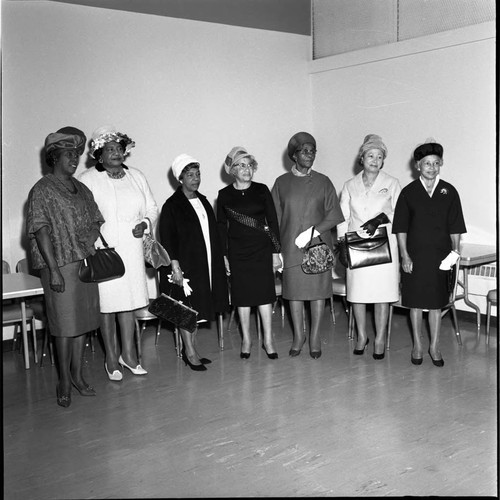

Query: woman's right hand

[171,266,184,287]
[49,268,65,293]
[401,255,413,274]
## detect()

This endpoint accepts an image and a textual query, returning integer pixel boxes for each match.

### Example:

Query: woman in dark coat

[393,139,466,367]
[217,147,282,360]
[159,154,229,371]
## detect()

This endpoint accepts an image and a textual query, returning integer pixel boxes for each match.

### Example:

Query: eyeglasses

[233,163,257,171]
[422,160,442,168]
[296,148,317,156]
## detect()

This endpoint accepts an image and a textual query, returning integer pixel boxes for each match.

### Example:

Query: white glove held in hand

[295,226,320,249]
[167,274,193,297]
[439,250,460,270]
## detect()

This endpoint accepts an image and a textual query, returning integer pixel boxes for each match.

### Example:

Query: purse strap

[305,226,324,249]
[98,231,110,248]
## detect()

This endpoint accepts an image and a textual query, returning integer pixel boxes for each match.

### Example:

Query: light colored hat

[224,146,256,174]
[358,134,388,160]
[89,125,135,158]
[172,154,200,181]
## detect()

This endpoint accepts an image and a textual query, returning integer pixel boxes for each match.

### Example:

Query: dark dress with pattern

[217,182,280,307]
[159,187,229,322]
[26,174,103,337]
[392,179,466,309]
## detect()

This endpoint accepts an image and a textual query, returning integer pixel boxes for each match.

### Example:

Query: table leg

[20,299,30,369]
[462,267,481,336]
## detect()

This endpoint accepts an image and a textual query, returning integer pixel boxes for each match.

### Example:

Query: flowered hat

[89,125,135,159]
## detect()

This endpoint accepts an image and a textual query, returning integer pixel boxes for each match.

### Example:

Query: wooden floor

[3,298,497,499]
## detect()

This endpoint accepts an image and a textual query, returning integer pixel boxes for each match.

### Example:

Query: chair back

[2,260,11,274]
[16,258,29,274]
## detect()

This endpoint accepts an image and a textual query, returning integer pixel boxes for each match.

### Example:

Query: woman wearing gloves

[393,139,466,366]
[159,154,229,371]
[271,132,344,359]
[337,134,401,359]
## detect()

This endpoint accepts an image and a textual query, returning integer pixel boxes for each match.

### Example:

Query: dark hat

[287,132,316,160]
[413,138,443,162]
[45,127,87,155]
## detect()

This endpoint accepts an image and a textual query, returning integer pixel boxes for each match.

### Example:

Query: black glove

[361,213,390,236]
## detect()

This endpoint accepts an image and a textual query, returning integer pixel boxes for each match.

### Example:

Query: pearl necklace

[106,169,125,179]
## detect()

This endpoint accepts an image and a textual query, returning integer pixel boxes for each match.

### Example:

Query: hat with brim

[89,125,135,159]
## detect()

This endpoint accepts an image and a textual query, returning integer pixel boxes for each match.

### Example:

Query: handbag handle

[97,231,110,248]
[305,226,324,249]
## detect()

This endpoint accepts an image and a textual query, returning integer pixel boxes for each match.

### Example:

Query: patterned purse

[148,292,198,333]
[301,227,335,274]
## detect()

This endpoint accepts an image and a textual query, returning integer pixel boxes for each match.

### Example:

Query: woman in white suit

[79,125,158,381]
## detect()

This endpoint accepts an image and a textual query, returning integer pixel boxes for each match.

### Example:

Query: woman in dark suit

[159,154,229,371]
[393,139,466,367]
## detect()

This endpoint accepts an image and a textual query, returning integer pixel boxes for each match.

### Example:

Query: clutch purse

[345,227,392,269]
[79,233,125,283]
[301,229,335,274]
[148,292,198,333]
[143,234,171,269]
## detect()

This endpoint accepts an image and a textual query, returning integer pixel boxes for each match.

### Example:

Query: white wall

[309,22,497,314]
[1,0,311,339]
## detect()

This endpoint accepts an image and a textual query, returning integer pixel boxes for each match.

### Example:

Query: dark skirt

[40,261,100,337]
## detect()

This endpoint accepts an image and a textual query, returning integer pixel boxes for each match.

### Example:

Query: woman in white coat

[79,126,158,380]
[337,134,401,359]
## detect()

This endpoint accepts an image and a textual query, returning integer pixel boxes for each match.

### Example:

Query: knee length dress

[338,170,401,303]
[392,178,466,309]
[271,170,344,301]
[217,182,280,307]
[79,166,159,313]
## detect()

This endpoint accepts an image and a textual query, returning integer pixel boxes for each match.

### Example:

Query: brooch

[378,188,388,194]
[440,188,448,195]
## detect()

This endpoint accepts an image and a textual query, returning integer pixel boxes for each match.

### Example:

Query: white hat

[172,154,200,181]
[89,124,135,158]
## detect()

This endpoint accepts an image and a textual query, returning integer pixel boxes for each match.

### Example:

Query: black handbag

[79,233,125,283]
[301,228,335,274]
[345,226,392,269]
[148,292,198,333]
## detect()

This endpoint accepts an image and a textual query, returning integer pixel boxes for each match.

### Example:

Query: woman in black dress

[217,147,282,359]
[393,139,466,367]
[159,154,229,371]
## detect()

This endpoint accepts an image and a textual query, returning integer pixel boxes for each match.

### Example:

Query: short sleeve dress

[338,170,401,303]
[271,170,344,301]
[217,182,280,307]
[392,178,466,309]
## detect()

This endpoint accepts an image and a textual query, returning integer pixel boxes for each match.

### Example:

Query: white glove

[273,253,284,273]
[439,250,460,270]
[182,278,193,297]
[295,226,320,249]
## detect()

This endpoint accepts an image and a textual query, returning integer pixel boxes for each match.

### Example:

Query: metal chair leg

[217,313,224,350]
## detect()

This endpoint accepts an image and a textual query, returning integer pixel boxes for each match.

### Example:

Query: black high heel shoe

[71,378,96,396]
[310,351,322,359]
[240,352,251,359]
[429,350,444,367]
[182,351,207,371]
[289,338,306,357]
[199,357,212,365]
[353,338,369,355]
[56,384,71,408]
[411,355,423,365]
[262,344,278,360]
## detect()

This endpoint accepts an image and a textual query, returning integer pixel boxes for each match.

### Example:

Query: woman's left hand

[273,253,283,272]
[132,221,147,238]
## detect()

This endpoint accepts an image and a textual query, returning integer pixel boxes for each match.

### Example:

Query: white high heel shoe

[118,355,148,375]
[105,362,123,381]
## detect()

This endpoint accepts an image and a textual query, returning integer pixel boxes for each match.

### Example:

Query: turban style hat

[287,132,316,160]
[89,125,135,159]
[358,134,388,161]
[413,138,443,162]
[171,154,200,181]
[44,126,87,156]
[224,146,257,174]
